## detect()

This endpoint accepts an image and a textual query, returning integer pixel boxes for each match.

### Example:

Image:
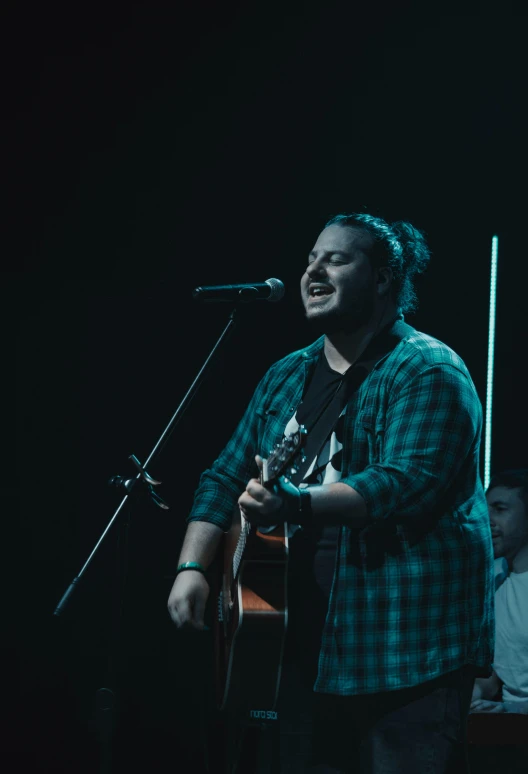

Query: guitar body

[213,427,306,715]
[214,510,289,713]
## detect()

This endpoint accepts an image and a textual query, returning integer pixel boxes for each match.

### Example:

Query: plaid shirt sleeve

[343,363,482,523]
[185,370,271,531]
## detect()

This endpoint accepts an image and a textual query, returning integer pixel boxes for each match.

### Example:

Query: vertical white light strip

[484,235,499,490]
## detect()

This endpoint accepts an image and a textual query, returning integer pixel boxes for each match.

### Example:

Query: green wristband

[176,561,206,575]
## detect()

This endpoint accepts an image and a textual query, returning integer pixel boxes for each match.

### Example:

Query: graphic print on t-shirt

[284,410,345,488]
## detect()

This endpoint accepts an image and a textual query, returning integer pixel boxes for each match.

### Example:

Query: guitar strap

[288,317,413,487]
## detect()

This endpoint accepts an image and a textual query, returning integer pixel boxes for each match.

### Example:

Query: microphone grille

[265,278,285,303]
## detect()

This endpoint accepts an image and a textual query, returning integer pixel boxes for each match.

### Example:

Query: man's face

[486,486,528,561]
[301,225,379,334]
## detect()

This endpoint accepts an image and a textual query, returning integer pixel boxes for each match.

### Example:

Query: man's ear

[376,267,393,296]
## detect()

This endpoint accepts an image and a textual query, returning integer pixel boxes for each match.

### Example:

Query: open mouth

[309,285,333,298]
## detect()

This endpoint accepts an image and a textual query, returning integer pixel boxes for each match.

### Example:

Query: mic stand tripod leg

[94,506,131,774]
[94,687,117,774]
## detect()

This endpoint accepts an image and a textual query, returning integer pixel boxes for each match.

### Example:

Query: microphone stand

[53,306,239,773]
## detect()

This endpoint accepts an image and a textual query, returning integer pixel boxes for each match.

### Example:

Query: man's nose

[306,258,326,278]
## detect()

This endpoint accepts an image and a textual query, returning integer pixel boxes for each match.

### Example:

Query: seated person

[471,469,528,715]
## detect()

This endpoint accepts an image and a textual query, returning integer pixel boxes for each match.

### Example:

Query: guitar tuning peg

[301,453,307,463]
[290,466,297,475]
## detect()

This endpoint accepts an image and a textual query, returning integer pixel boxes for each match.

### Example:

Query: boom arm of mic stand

[53,307,239,616]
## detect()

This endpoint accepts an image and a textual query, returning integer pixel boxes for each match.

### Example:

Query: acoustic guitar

[214,427,307,714]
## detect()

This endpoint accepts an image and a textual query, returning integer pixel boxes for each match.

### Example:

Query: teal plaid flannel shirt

[188,325,495,695]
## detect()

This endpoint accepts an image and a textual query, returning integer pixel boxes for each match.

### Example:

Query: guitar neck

[228,427,306,584]
[232,514,252,581]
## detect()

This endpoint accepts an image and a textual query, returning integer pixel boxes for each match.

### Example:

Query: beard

[304,288,376,337]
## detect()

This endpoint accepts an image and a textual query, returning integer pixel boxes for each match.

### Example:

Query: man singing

[168,212,494,773]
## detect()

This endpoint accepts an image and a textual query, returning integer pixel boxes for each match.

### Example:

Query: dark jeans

[275,663,476,774]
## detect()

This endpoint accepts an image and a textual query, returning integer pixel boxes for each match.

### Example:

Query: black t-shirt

[286,351,352,669]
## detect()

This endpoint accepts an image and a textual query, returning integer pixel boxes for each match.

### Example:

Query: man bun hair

[325,212,431,314]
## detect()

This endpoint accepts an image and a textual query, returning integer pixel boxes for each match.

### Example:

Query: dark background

[9,1,527,772]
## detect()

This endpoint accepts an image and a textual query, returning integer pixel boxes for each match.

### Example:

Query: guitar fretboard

[229,428,305,586]
[232,514,251,581]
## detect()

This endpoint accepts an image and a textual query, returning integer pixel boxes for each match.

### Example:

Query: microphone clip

[108,454,169,510]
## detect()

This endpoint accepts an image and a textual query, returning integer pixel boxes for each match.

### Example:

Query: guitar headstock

[261,426,307,485]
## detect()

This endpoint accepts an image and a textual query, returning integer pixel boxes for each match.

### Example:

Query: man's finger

[176,599,192,628]
[193,594,206,629]
[245,479,267,501]
[168,607,181,627]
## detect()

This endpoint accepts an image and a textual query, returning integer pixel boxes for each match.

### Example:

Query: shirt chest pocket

[358,410,386,464]
[255,404,294,455]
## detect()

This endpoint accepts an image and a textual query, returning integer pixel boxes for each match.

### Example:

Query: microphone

[192,277,285,303]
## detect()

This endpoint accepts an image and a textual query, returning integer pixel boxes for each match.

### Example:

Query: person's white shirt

[493,560,528,706]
